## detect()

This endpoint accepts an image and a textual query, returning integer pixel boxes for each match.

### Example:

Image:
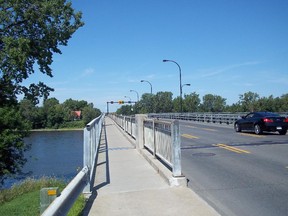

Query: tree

[82,104,101,124]
[183,92,200,112]
[0,0,84,104]
[0,0,84,183]
[201,94,227,112]
[0,106,31,185]
[239,91,260,112]
[154,91,173,113]
[138,93,155,113]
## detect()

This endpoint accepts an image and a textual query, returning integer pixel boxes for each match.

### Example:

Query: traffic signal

[118,100,124,104]
[110,101,114,104]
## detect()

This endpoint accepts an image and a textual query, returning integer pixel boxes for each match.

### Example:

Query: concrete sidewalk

[83,117,220,216]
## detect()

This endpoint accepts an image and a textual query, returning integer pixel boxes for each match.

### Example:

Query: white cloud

[199,61,261,78]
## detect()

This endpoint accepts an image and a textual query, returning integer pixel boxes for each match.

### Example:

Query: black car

[234,112,288,135]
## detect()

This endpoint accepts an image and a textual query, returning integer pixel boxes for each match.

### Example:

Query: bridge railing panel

[42,113,105,215]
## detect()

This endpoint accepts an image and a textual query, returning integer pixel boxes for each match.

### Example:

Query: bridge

[42,112,288,216]
[42,114,220,216]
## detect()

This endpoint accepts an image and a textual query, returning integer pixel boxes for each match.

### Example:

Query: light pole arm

[163,59,183,112]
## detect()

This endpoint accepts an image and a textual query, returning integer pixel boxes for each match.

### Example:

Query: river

[3,130,83,188]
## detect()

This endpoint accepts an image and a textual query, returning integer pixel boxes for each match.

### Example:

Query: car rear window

[260,112,280,117]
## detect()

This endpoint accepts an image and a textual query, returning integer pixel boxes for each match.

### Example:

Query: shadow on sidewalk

[82,121,111,215]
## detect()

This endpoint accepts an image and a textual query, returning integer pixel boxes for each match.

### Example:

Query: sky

[26,0,288,112]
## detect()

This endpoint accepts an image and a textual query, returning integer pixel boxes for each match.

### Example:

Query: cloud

[200,61,261,78]
[81,68,95,77]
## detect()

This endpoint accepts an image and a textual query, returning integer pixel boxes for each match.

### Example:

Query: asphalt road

[180,120,288,216]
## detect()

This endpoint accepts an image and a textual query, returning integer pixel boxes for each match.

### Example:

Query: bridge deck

[83,116,219,216]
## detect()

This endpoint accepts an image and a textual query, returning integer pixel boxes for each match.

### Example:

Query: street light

[124,96,131,102]
[182,83,191,88]
[163,59,184,112]
[130,90,139,101]
[140,80,153,94]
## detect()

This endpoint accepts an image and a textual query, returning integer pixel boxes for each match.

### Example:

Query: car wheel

[254,124,263,135]
[279,130,287,135]
[234,123,241,132]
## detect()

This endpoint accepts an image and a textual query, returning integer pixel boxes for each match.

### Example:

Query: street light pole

[140,80,153,94]
[130,90,139,101]
[163,59,183,112]
[124,96,131,102]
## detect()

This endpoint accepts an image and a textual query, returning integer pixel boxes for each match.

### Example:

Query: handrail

[41,166,89,216]
[41,113,105,215]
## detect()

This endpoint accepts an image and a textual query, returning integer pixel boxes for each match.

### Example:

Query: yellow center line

[182,134,199,139]
[239,133,265,138]
[185,125,198,129]
[203,128,217,132]
[214,143,251,154]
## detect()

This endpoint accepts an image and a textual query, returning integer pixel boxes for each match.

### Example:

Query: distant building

[71,111,81,120]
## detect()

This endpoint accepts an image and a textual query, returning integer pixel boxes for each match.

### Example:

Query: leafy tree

[154,91,173,113]
[239,91,260,112]
[116,105,134,116]
[0,0,83,183]
[279,94,288,112]
[0,106,31,185]
[138,93,155,113]
[183,92,200,112]
[256,95,275,112]
[82,104,101,124]
[201,94,226,112]
[172,96,181,113]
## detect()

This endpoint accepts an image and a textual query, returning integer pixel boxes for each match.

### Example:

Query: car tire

[234,123,241,132]
[254,124,263,135]
[279,130,287,135]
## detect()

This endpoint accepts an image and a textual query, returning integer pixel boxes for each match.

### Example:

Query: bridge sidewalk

[83,117,220,216]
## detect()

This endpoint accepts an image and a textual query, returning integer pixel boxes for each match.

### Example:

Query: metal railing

[143,118,182,177]
[109,114,182,177]
[41,113,105,215]
[148,112,246,125]
[83,113,105,194]
[148,112,288,124]
[110,115,136,138]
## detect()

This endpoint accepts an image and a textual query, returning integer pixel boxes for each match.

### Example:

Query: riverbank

[0,177,85,215]
[30,128,83,132]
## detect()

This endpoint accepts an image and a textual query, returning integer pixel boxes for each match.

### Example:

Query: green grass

[0,177,86,216]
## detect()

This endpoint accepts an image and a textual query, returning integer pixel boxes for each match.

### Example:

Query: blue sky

[27,0,288,112]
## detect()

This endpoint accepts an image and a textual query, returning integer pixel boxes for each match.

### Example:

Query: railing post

[153,119,156,158]
[83,126,92,195]
[171,120,182,177]
[136,114,146,149]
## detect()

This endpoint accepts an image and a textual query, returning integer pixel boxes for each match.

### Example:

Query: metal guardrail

[41,167,89,216]
[148,112,288,124]
[110,115,136,138]
[83,113,105,194]
[41,113,105,215]
[109,114,182,177]
[148,112,246,125]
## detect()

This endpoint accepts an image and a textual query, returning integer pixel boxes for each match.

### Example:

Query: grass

[0,177,86,216]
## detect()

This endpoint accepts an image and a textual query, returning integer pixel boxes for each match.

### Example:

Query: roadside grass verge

[0,177,86,216]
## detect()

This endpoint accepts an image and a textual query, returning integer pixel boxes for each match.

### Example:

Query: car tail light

[263,118,273,123]
[284,118,288,123]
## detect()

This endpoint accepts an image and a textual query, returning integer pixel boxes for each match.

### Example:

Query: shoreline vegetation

[0,177,85,215]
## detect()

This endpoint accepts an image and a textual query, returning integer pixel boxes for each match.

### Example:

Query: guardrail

[148,112,246,125]
[109,114,182,177]
[83,113,105,194]
[41,113,105,215]
[110,115,136,138]
[148,112,288,124]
